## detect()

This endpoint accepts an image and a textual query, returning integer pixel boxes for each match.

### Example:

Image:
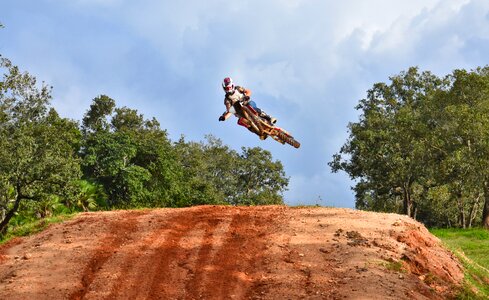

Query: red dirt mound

[0,206,463,299]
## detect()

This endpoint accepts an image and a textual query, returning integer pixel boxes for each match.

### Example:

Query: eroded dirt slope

[0,206,463,299]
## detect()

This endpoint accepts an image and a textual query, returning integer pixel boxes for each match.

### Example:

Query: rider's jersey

[224,86,251,107]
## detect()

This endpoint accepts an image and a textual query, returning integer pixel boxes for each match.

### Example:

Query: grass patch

[0,213,77,245]
[383,260,405,273]
[431,228,489,299]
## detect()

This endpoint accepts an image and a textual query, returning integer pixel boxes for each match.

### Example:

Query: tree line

[330,66,489,229]
[0,56,288,235]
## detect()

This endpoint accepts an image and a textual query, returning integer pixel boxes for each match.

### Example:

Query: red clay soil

[0,206,463,299]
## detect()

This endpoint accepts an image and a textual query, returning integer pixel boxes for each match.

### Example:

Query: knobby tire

[278,131,300,148]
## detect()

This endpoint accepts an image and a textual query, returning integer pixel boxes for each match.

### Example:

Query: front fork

[238,117,261,136]
[234,103,261,133]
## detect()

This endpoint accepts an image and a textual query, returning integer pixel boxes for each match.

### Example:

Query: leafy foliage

[72,180,105,211]
[0,57,81,234]
[80,96,183,208]
[175,135,288,206]
[236,147,288,205]
[331,66,489,228]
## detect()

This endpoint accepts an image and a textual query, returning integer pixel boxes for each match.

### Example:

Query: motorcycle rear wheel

[278,131,301,148]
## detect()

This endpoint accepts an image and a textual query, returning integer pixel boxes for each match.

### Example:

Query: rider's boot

[259,111,277,125]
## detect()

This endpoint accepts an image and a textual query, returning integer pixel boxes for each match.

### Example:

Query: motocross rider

[218,77,277,126]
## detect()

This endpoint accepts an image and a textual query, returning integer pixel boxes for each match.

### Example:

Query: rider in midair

[218,77,277,125]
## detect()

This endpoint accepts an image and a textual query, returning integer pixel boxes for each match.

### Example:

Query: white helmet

[222,77,235,93]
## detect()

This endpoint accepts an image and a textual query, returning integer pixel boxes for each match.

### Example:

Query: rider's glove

[219,115,225,121]
[242,96,250,105]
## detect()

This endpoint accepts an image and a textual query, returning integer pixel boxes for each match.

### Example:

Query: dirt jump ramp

[0,206,463,299]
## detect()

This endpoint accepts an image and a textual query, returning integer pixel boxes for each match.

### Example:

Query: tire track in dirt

[102,206,281,299]
[81,209,175,299]
[212,209,272,299]
[69,210,146,300]
[146,206,234,299]
[83,206,225,299]
[0,212,139,300]
[183,209,237,299]
[186,206,285,299]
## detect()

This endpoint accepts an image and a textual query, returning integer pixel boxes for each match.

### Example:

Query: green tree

[82,94,115,133]
[174,135,237,206]
[435,68,489,228]
[81,96,184,208]
[82,123,150,207]
[174,136,288,206]
[330,68,445,218]
[73,180,105,212]
[0,57,81,234]
[122,112,185,207]
[236,147,288,205]
[331,66,489,228]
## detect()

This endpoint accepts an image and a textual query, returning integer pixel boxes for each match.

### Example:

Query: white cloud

[3,0,489,207]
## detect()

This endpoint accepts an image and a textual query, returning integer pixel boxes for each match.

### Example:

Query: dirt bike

[232,100,301,149]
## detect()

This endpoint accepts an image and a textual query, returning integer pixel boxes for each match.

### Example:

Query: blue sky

[2,0,489,207]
